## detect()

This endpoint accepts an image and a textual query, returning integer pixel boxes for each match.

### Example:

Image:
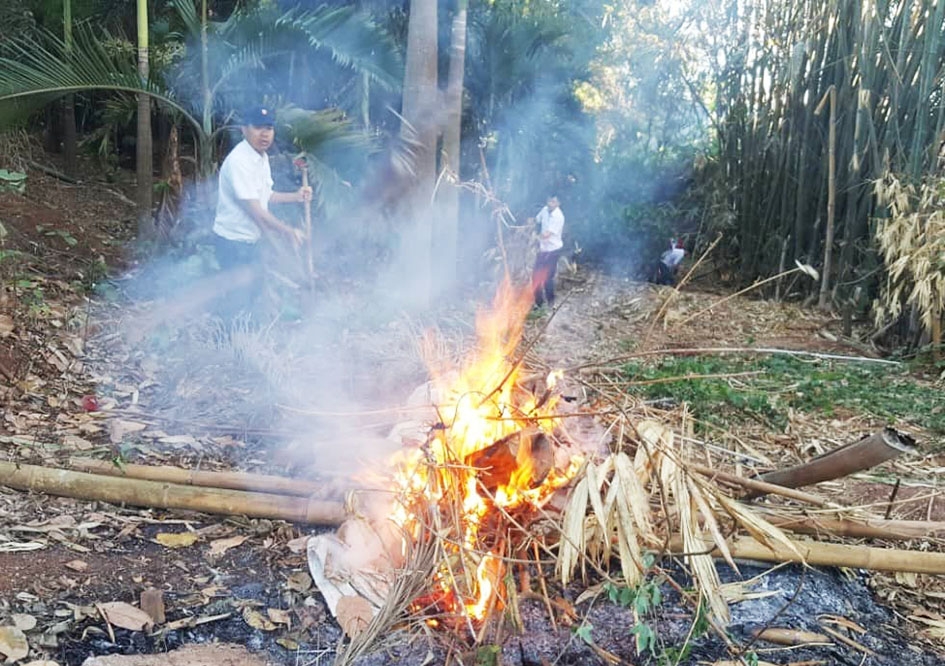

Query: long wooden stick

[68,458,327,498]
[0,462,345,525]
[674,535,945,575]
[302,165,314,283]
[764,514,945,541]
[688,463,835,507]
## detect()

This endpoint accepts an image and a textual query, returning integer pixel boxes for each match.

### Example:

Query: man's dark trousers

[532,249,562,307]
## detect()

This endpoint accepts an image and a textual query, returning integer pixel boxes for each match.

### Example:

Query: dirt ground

[2,160,945,665]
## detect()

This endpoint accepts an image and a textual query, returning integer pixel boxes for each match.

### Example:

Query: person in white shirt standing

[656,238,686,285]
[212,105,310,272]
[529,195,565,309]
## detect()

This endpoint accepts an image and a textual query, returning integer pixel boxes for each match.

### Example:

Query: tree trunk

[62,0,77,176]
[136,0,154,240]
[434,0,467,294]
[399,0,438,307]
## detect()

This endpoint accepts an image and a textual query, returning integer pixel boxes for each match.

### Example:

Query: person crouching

[655,238,686,286]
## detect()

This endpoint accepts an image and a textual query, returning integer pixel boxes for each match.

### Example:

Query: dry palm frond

[557,471,590,587]
[658,436,730,625]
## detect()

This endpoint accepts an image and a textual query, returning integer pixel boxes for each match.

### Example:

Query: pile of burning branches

[301,278,940,664]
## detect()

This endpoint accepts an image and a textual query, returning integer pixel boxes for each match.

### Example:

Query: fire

[390,280,583,626]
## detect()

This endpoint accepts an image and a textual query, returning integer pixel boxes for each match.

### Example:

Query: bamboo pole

[0,462,346,525]
[747,427,916,498]
[674,535,945,575]
[67,458,329,498]
[764,514,945,541]
[815,85,836,309]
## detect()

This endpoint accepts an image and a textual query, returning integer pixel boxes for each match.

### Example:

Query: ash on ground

[347,562,942,666]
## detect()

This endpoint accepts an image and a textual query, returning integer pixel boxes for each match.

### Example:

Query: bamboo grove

[697,0,944,349]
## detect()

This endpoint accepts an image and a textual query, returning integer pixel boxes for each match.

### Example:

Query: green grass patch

[621,354,945,434]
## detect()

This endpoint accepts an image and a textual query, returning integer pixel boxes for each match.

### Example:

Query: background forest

[0,0,943,356]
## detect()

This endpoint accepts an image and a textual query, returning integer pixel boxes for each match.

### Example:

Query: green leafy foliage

[0,169,27,193]
[622,354,945,434]
[475,645,500,666]
[573,621,594,645]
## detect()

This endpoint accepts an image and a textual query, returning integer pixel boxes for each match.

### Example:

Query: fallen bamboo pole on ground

[0,461,346,525]
[747,428,916,499]
[673,535,945,575]
[764,514,945,541]
[68,458,327,498]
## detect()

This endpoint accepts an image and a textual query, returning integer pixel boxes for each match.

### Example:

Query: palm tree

[62,0,77,176]
[435,0,467,289]
[136,0,154,239]
[399,0,438,305]
[0,3,401,188]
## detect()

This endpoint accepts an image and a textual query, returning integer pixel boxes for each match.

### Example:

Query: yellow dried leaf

[276,638,299,650]
[155,532,198,548]
[208,535,248,557]
[336,595,374,639]
[64,560,88,572]
[266,608,291,626]
[98,602,154,631]
[285,571,312,592]
[0,626,29,661]
[242,608,277,631]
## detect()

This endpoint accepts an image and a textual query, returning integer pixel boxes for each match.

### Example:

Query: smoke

[101,0,707,485]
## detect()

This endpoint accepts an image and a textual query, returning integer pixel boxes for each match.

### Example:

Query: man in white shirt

[212,105,310,272]
[530,195,565,309]
[656,238,686,285]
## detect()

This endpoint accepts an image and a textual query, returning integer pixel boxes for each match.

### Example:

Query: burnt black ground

[347,562,943,666]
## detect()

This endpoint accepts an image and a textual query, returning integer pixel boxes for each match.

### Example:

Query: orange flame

[390,280,583,626]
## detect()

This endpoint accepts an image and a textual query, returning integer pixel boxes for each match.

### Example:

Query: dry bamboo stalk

[0,461,346,525]
[750,428,915,497]
[673,535,945,575]
[688,463,834,507]
[815,84,837,309]
[68,458,326,498]
[765,514,945,541]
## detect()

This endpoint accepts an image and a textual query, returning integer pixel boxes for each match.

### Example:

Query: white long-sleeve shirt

[536,206,565,253]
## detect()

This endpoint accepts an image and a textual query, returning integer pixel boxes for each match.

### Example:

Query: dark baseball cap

[241,105,275,127]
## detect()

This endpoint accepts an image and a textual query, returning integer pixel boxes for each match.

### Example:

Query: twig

[884,479,901,521]
[817,624,877,657]
[533,539,557,631]
[28,160,79,184]
[687,463,837,508]
[675,265,814,328]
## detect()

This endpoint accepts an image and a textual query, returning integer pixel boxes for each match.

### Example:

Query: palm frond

[0,25,201,136]
[275,6,402,91]
[167,0,201,42]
